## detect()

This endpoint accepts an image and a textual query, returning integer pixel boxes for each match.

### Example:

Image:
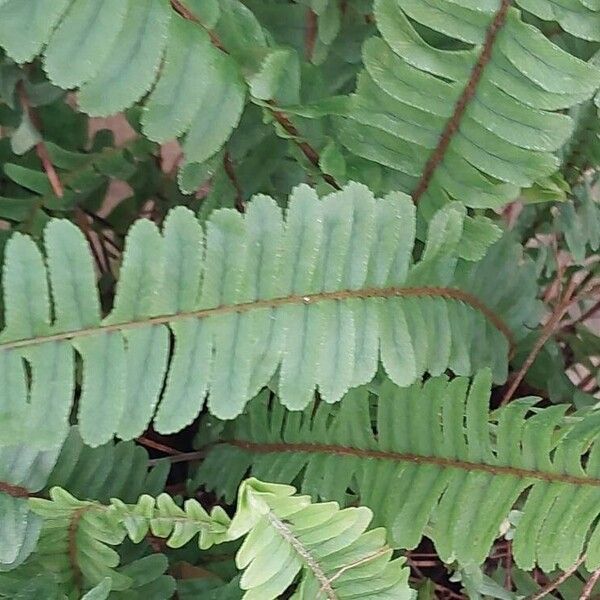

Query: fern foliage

[336,0,600,217]
[4,479,413,599]
[0,427,168,573]
[0,182,539,449]
[0,0,246,177]
[196,369,600,572]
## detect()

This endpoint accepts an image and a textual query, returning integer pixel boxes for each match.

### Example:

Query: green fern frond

[227,478,413,600]
[0,182,539,448]
[24,479,412,599]
[0,0,246,177]
[0,439,61,571]
[24,487,227,594]
[195,369,600,572]
[0,427,167,572]
[516,0,600,41]
[336,0,600,216]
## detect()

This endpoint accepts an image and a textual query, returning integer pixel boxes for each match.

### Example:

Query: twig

[223,151,245,212]
[137,436,180,456]
[581,567,600,600]
[168,0,341,191]
[505,540,513,591]
[500,276,579,405]
[268,102,342,190]
[527,555,586,600]
[169,0,225,50]
[305,9,318,61]
[18,83,64,198]
[562,298,600,330]
[148,449,206,466]
[73,207,109,274]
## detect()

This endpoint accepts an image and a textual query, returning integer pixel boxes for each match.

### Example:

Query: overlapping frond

[336,0,600,217]
[0,182,539,449]
[21,479,411,599]
[0,0,246,175]
[0,428,168,574]
[195,370,600,571]
[516,0,600,41]
[227,478,413,599]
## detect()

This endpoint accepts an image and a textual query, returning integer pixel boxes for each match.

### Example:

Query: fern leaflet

[0,182,539,448]
[195,369,600,571]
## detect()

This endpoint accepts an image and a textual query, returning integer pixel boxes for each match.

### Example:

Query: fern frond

[24,479,412,599]
[0,440,61,570]
[336,0,600,216]
[195,370,600,572]
[227,478,412,600]
[0,182,539,448]
[0,427,168,572]
[0,0,246,177]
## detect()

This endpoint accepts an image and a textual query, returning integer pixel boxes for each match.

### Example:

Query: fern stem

[266,511,337,600]
[411,0,512,203]
[527,555,586,600]
[0,482,29,498]
[68,507,91,594]
[500,276,579,405]
[169,0,342,191]
[224,440,600,489]
[579,566,600,600]
[0,286,514,353]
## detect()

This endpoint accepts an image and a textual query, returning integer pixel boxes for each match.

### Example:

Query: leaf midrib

[0,285,514,352]
[227,440,600,488]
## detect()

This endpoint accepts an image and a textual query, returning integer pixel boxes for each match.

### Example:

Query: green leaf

[78,0,171,117]
[0,182,539,448]
[197,371,600,570]
[43,0,128,89]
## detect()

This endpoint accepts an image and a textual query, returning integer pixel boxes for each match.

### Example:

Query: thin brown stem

[305,9,318,61]
[149,450,206,466]
[581,567,600,600]
[411,0,512,203]
[167,0,340,191]
[526,555,585,600]
[224,439,600,489]
[0,285,514,354]
[223,151,245,212]
[0,481,30,497]
[562,298,600,330]
[268,102,342,190]
[500,276,579,406]
[18,83,64,199]
[137,436,180,456]
[68,507,90,594]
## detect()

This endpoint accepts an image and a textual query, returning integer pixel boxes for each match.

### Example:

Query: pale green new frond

[196,370,600,572]
[0,183,540,449]
[227,478,413,600]
[336,0,600,216]
[17,478,412,599]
